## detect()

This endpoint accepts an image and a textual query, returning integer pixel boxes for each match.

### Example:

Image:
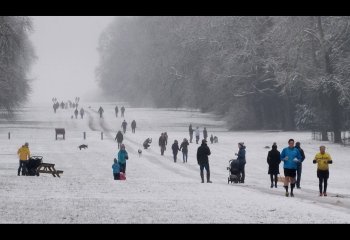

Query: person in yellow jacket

[313,145,332,197]
[17,142,30,176]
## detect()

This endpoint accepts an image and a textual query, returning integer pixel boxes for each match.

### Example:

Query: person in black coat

[171,140,180,163]
[180,138,189,163]
[131,120,136,133]
[267,142,281,188]
[295,141,305,189]
[197,139,212,183]
[115,131,123,149]
[235,142,246,183]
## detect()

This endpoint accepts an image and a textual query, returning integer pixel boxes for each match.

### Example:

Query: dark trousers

[132,128,135,133]
[160,146,165,155]
[319,178,328,193]
[296,163,302,187]
[117,142,122,149]
[189,133,193,143]
[123,128,126,134]
[182,151,188,162]
[113,173,120,180]
[121,112,124,117]
[196,136,199,144]
[18,160,28,176]
[173,152,178,162]
[270,174,278,186]
[119,163,126,173]
[115,112,118,117]
[239,165,245,182]
[199,162,210,182]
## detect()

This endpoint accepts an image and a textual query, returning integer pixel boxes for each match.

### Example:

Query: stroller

[227,159,241,184]
[26,156,43,176]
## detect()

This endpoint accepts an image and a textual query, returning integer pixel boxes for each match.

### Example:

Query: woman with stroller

[267,142,281,188]
[235,142,246,183]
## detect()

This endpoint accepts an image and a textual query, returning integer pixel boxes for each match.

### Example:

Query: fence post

[84,132,86,140]
[8,132,10,140]
[101,132,103,140]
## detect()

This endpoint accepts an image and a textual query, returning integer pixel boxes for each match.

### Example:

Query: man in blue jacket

[280,139,302,197]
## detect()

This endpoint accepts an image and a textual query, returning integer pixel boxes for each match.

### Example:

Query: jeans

[18,160,28,176]
[113,173,120,180]
[296,163,302,187]
[173,153,178,162]
[182,151,188,162]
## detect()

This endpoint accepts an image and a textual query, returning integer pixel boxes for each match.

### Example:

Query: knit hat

[238,142,244,147]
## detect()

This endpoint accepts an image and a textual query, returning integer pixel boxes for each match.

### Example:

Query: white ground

[1,102,350,223]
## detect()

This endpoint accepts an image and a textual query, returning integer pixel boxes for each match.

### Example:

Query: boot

[200,172,204,183]
[290,183,295,197]
[207,172,212,183]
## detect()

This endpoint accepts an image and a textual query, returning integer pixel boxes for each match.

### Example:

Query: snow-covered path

[1,103,350,223]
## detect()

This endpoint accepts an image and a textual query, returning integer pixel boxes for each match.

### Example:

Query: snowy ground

[1,102,350,223]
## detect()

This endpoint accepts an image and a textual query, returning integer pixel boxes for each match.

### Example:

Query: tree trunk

[321,130,329,141]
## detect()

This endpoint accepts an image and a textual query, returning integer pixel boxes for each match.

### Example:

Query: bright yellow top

[17,146,30,161]
[314,152,332,170]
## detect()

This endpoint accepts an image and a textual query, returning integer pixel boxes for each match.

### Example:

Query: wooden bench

[37,163,64,177]
[55,128,65,140]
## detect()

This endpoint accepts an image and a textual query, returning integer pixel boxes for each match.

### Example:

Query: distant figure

[112,158,120,180]
[72,103,76,108]
[180,138,189,163]
[213,136,218,143]
[159,133,167,156]
[143,138,152,149]
[189,124,194,143]
[164,132,168,146]
[210,134,214,144]
[121,120,128,134]
[115,130,123,149]
[121,106,125,117]
[131,120,136,133]
[197,139,212,183]
[74,108,78,119]
[117,144,128,174]
[115,105,119,117]
[172,140,180,163]
[53,103,57,113]
[203,127,208,141]
[195,127,200,144]
[267,142,281,188]
[98,106,104,118]
[17,142,30,176]
[80,108,85,119]
[60,101,65,109]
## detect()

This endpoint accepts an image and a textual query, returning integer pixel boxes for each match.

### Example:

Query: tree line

[96,16,350,143]
[0,16,35,113]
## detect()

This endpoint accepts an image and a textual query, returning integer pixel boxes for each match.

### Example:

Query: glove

[235,153,238,156]
[313,160,316,164]
[293,158,299,163]
[327,160,333,164]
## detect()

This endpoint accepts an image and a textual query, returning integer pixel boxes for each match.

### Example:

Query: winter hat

[295,142,301,147]
[202,139,207,144]
[238,142,244,147]
[272,142,277,149]
[121,144,125,149]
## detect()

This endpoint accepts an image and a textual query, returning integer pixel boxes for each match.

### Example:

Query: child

[112,158,120,180]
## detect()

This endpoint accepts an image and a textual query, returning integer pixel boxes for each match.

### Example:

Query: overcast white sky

[29,16,115,104]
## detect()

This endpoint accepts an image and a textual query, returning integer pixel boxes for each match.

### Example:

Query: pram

[26,156,43,176]
[227,159,241,184]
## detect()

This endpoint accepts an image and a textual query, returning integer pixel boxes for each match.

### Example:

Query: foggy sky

[29,16,115,104]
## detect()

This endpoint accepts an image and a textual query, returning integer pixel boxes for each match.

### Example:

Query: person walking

[313,145,333,196]
[74,108,78,119]
[195,126,200,144]
[197,139,212,183]
[280,139,302,197]
[180,138,189,163]
[80,107,85,119]
[203,127,208,141]
[17,142,30,176]
[172,140,180,163]
[121,106,125,117]
[189,124,194,143]
[295,142,305,189]
[267,142,281,188]
[159,133,166,156]
[117,144,128,174]
[115,105,119,118]
[121,120,127,134]
[98,106,104,118]
[131,120,136,133]
[112,158,120,180]
[115,130,123,149]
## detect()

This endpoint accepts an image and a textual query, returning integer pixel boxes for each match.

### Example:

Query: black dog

[78,144,88,150]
